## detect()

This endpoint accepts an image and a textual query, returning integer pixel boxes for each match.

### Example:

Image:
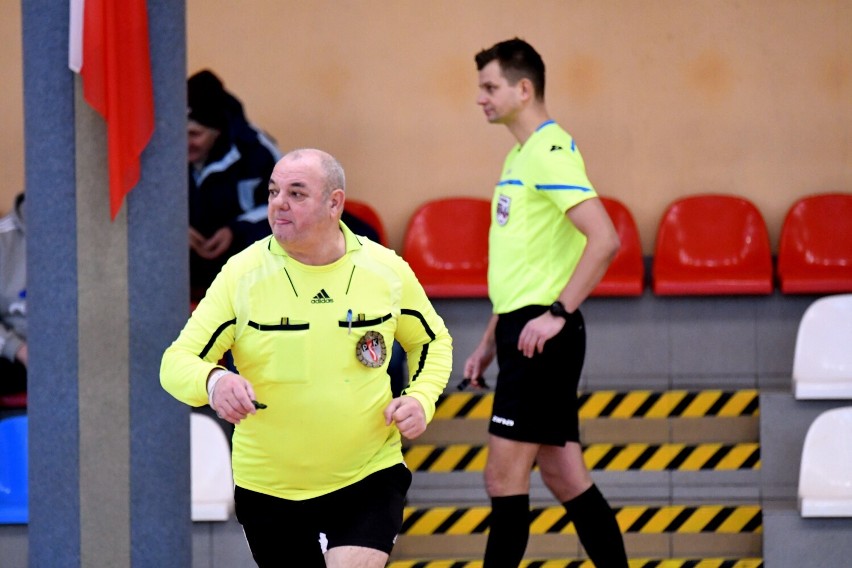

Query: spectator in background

[0,192,27,396]
[187,70,281,303]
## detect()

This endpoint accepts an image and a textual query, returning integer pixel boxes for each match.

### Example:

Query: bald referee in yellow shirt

[162,148,452,567]
[464,39,628,567]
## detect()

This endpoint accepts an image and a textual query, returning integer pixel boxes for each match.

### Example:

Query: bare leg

[536,441,593,501]
[325,546,389,568]
[538,442,627,568]
[482,435,540,567]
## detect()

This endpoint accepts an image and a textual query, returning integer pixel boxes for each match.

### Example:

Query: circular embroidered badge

[356,330,387,368]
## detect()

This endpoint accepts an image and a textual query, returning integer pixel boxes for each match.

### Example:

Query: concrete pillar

[22,1,190,565]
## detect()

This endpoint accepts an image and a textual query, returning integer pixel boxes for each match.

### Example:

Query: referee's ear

[329,188,345,218]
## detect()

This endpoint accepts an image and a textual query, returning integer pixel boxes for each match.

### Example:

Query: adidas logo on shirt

[311,289,334,304]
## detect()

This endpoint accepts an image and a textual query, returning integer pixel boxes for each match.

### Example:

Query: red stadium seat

[402,197,490,298]
[591,197,644,297]
[0,392,26,410]
[652,194,773,295]
[778,193,852,294]
[344,199,388,247]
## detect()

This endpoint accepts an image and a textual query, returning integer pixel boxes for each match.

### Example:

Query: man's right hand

[210,372,258,424]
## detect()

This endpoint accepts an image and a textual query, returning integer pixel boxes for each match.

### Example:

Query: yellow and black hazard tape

[389,558,764,567]
[402,443,760,472]
[434,390,759,421]
[399,504,762,536]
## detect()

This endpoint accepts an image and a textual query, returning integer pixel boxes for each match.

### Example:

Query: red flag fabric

[80,0,155,220]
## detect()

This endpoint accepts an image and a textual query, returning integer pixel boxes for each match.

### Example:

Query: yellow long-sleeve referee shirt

[161,223,452,500]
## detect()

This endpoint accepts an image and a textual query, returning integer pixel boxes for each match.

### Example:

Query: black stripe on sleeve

[400,308,437,384]
[400,308,436,340]
[199,318,237,360]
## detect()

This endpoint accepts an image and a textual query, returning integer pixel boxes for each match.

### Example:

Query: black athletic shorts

[489,305,586,446]
[234,463,411,567]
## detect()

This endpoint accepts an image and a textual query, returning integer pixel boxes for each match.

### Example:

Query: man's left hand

[517,312,565,358]
[384,396,427,440]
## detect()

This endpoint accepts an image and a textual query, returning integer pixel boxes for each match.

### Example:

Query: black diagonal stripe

[577,392,590,409]
[588,445,622,470]
[625,507,659,532]
[670,392,697,417]
[664,507,696,532]
[544,509,573,533]
[400,508,426,533]
[681,561,700,568]
[742,446,761,468]
[472,514,490,533]
[634,391,662,417]
[599,392,627,417]
[666,446,693,470]
[742,509,763,532]
[706,391,733,416]
[628,445,659,470]
[456,394,485,418]
[702,445,733,470]
[527,507,545,527]
[454,446,482,471]
[198,318,237,359]
[743,395,759,415]
[412,446,445,471]
[434,508,467,534]
[702,506,735,532]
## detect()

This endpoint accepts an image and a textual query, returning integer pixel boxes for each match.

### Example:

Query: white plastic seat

[191,413,234,521]
[799,406,852,517]
[792,293,852,399]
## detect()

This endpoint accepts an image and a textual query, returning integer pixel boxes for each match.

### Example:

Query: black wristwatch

[549,301,571,320]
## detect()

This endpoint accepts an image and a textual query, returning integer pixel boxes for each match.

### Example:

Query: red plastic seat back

[778,193,852,294]
[652,194,773,295]
[0,392,27,410]
[402,198,491,298]
[591,197,644,297]
[344,199,388,247]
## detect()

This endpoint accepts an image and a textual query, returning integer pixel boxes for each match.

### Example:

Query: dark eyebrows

[268,179,308,190]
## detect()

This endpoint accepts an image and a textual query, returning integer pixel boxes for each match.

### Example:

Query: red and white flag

[69,0,155,220]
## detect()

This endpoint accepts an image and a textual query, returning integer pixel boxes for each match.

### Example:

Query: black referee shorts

[235,463,412,567]
[489,305,586,446]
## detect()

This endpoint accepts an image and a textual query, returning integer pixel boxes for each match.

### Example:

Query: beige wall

[3,0,850,252]
[1,0,24,212]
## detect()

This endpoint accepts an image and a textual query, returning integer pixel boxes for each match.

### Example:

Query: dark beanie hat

[187,69,229,131]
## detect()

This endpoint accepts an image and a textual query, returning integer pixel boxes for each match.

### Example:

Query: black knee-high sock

[562,485,628,568]
[484,494,530,568]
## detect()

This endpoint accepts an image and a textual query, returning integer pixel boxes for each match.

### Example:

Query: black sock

[562,485,628,568]
[484,494,530,568]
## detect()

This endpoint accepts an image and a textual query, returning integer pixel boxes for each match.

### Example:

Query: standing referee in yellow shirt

[162,148,452,567]
[464,39,628,567]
